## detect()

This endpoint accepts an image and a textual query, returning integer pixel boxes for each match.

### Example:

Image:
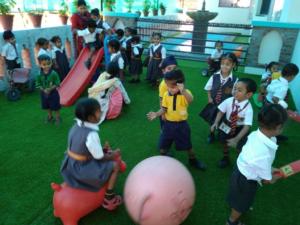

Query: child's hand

[227,137,238,148]
[210,123,218,133]
[147,112,157,121]
[208,96,213,103]
[177,83,184,93]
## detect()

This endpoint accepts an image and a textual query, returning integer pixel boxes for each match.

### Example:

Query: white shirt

[77,28,103,43]
[149,43,166,59]
[121,36,132,48]
[204,72,236,91]
[218,97,253,126]
[75,119,104,159]
[119,36,126,45]
[38,48,55,59]
[237,129,278,182]
[96,19,110,30]
[210,49,223,60]
[1,42,18,60]
[266,77,289,103]
[132,44,143,55]
[110,51,124,69]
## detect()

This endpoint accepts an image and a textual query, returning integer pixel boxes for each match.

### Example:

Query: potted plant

[151,0,158,16]
[124,0,134,13]
[135,10,141,17]
[104,0,116,12]
[143,0,151,17]
[58,0,69,25]
[0,0,16,30]
[26,8,44,28]
[159,2,166,15]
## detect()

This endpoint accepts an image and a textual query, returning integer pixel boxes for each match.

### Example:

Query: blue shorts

[40,89,61,111]
[159,120,192,151]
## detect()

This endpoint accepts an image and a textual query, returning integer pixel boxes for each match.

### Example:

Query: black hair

[108,39,120,51]
[215,40,223,47]
[152,32,162,39]
[131,35,140,44]
[281,63,299,77]
[258,104,287,130]
[220,52,238,71]
[36,38,49,47]
[164,69,185,83]
[37,54,51,63]
[131,28,138,36]
[90,8,99,16]
[3,30,15,40]
[237,78,257,93]
[75,98,100,122]
[116,29,124,38]
[50,36,61,43]
[265,61,279,72]
[86,19,97,28]
[77,0,87,7]
[106,62,120,79]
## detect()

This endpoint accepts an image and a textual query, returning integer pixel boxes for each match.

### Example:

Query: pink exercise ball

[124,156,196,225]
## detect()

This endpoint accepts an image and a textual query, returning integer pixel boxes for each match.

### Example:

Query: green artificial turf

[0,60,300,225]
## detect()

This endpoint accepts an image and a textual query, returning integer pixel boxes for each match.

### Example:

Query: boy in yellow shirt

[147,69,206,170]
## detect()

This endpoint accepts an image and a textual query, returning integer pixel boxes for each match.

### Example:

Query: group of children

[2,9,300,223]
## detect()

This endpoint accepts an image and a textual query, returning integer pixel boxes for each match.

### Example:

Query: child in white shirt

[1,30,20,71]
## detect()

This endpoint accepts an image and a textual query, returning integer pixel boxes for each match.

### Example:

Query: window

[259,0,272,15]
[219,0,251,8]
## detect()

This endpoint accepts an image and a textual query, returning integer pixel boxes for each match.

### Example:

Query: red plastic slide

[58,47,104,106]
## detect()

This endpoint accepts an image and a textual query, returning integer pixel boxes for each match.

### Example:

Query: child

[211,78,257,168]
[50,36,70,81]
[36,38,53,59]
[147,32,166,86]
[207,40,223,74]
[35,54,61,124]
[147,69,206,170]
[201,53,238,144]
[60,97,122,210]
[90,8,111,31]
[77,19,103,69]
[108,39,125,81]
[121,27,133,67]
[226,104,287,225]
[158,55,178,128]
[259,61,280,100]
[266,63,299,105]
[1,30,20,71]
[129,35,144,83]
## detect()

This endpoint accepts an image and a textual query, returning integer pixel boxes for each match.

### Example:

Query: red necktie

[229,104,239,135]
[215,79,225,104]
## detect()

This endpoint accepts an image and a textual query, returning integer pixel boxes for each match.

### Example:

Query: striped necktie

[215,79,225,104]
[229,104,239,135]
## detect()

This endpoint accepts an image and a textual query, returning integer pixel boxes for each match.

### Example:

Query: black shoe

[207,133,215,144]
[218,157,230,168]
[189,158,206,171]
[85,59,92,69]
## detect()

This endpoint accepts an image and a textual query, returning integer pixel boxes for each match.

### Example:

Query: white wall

[258,30,282,64]
[290,31,300,113]
[280,0,300,23]
[204,0,252,24]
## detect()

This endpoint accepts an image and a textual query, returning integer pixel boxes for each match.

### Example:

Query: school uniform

[109,51,124,79]
[38,48,54,59]
[77,28,103,50]
[61,119,114,192]
[1,42,21,70]
[96,19,110,30]
[266,77,289,104]
[159,79,168,99]
[227,129,278,213]
[52,46,70,81]
[122,36,132,66]
[35,70,61,111]
[217,97,253,150]
[200,72,237,124]
[159,90,193,151]
[147,44,166,83]
[129,44,144,75]
[208,49,223,72]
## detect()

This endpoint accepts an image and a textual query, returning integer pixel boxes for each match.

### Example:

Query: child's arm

[207,91,213,103]
[178,83,193,103]
[147,107,166,121]
[227,125,250,148]
[211,110,224,132]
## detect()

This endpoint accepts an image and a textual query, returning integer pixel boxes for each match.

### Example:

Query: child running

[60,97,123,210]
[226,104,288,225]
[147,69,206,170]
